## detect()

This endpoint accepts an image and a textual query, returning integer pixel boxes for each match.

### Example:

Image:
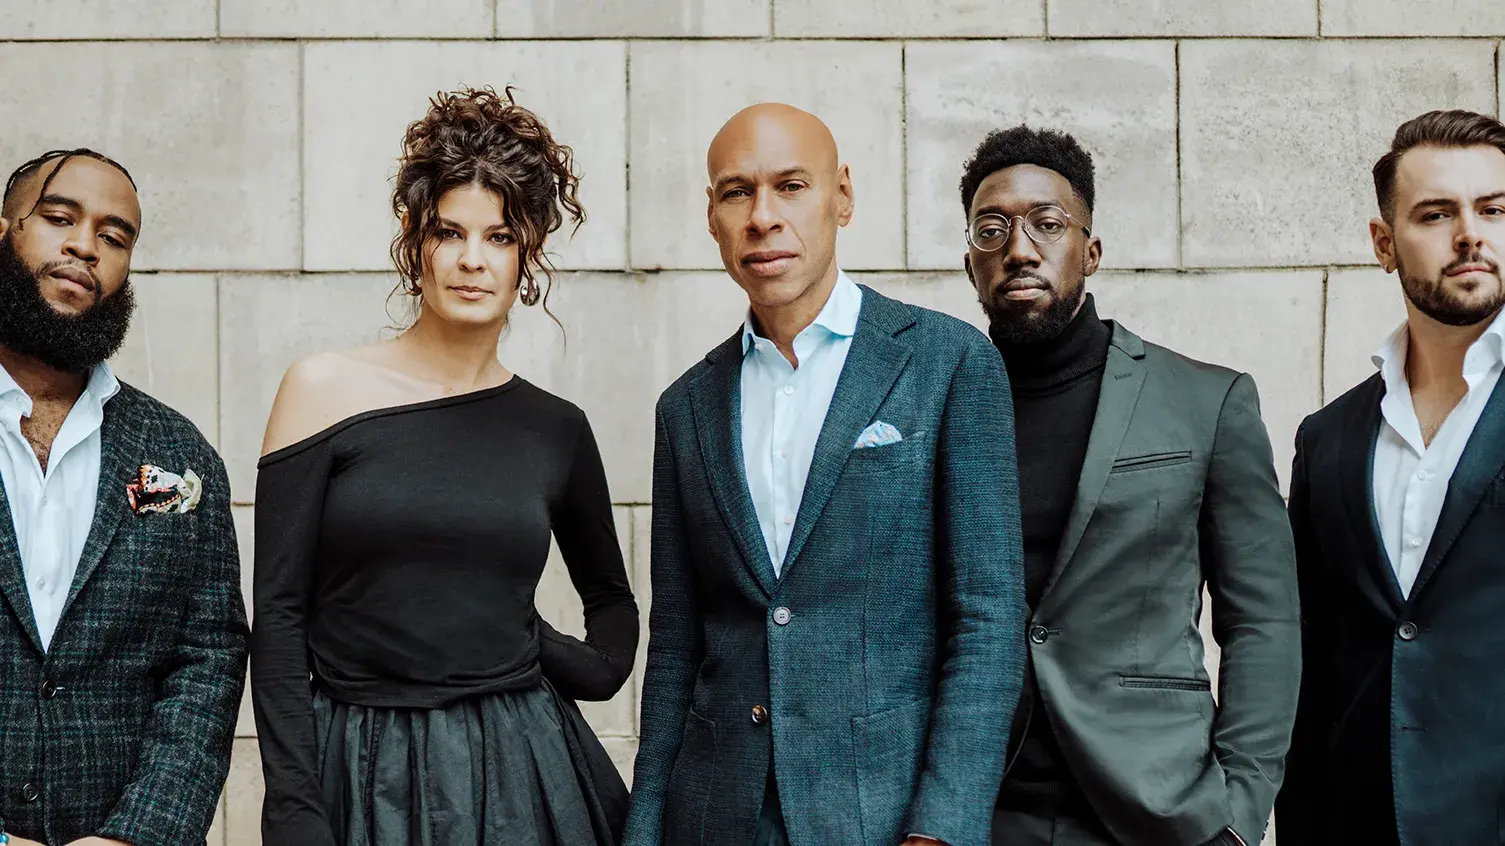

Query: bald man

[0,150,246,846]
[625,104,1026,846]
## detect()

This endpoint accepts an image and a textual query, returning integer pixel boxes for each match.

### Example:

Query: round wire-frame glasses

[966,206,1091,251]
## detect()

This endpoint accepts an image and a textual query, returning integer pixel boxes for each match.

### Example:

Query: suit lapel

[1408,377,1505,600]
[1337,376,1406,615]
[779,291,913,581]
[0,477,44,654]
[691,333,777,596]
[58,387,145,623]
[1040,324,1145,598]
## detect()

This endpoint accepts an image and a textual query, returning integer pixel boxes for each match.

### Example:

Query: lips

[50,266,97,293]
[449,285,493,301]
[741,250,798,278]
[1446,264,1495,277]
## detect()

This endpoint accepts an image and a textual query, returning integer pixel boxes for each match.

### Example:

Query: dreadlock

[3,149,137,222]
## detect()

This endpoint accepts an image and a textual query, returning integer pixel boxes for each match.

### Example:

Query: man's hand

[902,838,946,845]
[65,838,132,846]
[7,835,46,846]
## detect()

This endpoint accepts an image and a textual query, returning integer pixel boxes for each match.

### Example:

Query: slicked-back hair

[960,125,1096,216]
[1374,110,1505,221]
[3,148,137,221]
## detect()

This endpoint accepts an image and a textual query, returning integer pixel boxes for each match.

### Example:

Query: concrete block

[631,506,651,727]
[222,0,492,37]
[223,739,264,846]
[499,271,750,503]
[303,41,627,273]
[208,793,226,846]
[853,272,987,332]
[232,506,256,739]
[905,41,1178,271]
[1047,0,1316,36]
[0,0,214,39]
[111,274,219,446]
[535,506,638,738]
[1091,271,1325,492]
[774,0,1042,37]
[1322,0,1505,36]
[217,273,397,502]
[0,43,301,272]
[1324,268,1406,403]
[1180,40,1496,267]
[496,0,769,37]
[602,736,640,785]
[628,41,904,271]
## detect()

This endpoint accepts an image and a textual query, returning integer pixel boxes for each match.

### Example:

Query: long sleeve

[537,412,639,702]
[904,331,1027,846]
[97,453,249,844]
[1274,420,1328,846]
[621,403,702,846]
[250,439,337,846]
[1199,373,1302,845]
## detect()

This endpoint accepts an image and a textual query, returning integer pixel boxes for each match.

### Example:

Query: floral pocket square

[126,464,203,515]
[853,420,904,449]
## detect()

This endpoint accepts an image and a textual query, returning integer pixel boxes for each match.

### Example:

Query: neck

[397,310,509,391]
[0,344,88,403]
[748,265,840,367]
[1403,305,1495,391]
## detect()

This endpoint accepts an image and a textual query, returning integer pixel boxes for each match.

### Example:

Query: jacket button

[1029,625,1049,644]
[772,607,791,626]
[21,782,39,802]
[751,704,769,725]
[40,680,57,699]
[1397,621,1419,641]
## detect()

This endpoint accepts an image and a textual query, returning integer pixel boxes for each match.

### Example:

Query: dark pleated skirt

[313,680,628,846]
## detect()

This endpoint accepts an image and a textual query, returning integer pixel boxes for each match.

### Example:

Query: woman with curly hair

[250,87,637,845]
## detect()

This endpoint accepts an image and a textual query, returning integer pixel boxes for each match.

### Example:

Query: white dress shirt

[741,271,862,578]
[1372,310,1505,597]
[0,361,120,651]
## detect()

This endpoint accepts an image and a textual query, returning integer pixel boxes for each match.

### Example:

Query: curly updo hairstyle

[390,85,584,318]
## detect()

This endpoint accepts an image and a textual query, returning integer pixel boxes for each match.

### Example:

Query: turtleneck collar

[994,293,1112,392]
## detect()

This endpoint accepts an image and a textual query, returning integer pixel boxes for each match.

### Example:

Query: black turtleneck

[993,293,1113,827]
[996,293,1112,607]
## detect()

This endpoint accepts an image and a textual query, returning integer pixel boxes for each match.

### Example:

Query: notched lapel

[1410,378,1505,600]
[1337,378,1405,615]
[0,481,43,653]
[1041,341,1145,599]
[691,334,776,596]
[58,389,146,624]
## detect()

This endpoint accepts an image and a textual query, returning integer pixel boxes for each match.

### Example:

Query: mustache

[1444,251,1501,276]
[36,259,101,299]
[996,270,1053,292]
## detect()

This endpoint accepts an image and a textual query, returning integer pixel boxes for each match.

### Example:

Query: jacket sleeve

[1274,419,1329,845]
[621,402,702,846]
[97,453,249,844]
[1199,373,1302,845]
[537,411,640,702]
[904,331,1027,846]
[248,439,339,846]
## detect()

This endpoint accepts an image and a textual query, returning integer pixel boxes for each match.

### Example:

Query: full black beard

[0,232,135,374]
[1398,250,1505,327]
[982,272,1084,347]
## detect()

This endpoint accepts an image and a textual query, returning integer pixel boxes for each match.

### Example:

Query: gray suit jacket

[624,286,1027,846]
[1018,322,1299,845]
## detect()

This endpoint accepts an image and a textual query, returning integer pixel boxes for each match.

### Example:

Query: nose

[458,233,486,273]
[1001,217,1041,271]
[1457,210,1489,256]
[747,186,783,236]
[62,222,99,266]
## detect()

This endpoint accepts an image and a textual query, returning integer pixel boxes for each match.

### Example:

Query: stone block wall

[3,1,1500,841]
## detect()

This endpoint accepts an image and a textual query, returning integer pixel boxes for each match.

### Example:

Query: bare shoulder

[261,348,386,456]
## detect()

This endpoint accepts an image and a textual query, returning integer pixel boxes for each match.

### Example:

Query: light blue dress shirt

[740,271,862,578]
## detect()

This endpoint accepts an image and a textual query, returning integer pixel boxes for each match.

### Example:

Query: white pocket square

[853,420,903,449]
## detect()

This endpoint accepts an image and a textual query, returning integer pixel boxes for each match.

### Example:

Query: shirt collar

[0,360,121,418]
[741,270,862,354]
[1373,307,1505,389]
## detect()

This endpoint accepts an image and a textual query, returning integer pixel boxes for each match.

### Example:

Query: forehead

[1394,144,1505,204]
[15,157,141,228]
[971,164,1081,216]
[708,118,829,181]
[436,182,507,222]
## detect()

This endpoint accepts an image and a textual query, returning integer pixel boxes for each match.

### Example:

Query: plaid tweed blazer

[624,286,1027,846]
[0,382,248,845]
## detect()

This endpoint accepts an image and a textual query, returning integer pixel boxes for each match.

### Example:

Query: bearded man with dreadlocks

[0,149,247,846]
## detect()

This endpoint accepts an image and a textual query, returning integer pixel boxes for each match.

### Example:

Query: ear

[0,216,9,241]
[706,185,719,242]
[964,252,976,288]
[1083,234,1103,278]
[835,163,854,227]
[1370,217,1396,273]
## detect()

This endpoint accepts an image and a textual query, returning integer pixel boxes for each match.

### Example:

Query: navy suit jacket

[624,286,1026,846]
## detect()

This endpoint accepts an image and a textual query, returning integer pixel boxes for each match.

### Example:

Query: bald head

[707,103,839,184]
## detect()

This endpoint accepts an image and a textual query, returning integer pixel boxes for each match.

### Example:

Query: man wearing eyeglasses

[962,126,1299,846]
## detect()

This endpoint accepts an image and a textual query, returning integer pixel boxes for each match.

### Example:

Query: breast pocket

[1110,450,1194,474]
[844,431,930,477]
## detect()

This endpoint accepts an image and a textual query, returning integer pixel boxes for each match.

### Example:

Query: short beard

[1398,250,1505,327]
[982,271,1084,347]
[0,232,135,374]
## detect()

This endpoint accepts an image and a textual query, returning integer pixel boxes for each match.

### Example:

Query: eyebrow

[971,200,1066,218]
[438,217,512,232]
[36,193,139,240]
[712,167,815,194]
[1411,191,1505,210]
